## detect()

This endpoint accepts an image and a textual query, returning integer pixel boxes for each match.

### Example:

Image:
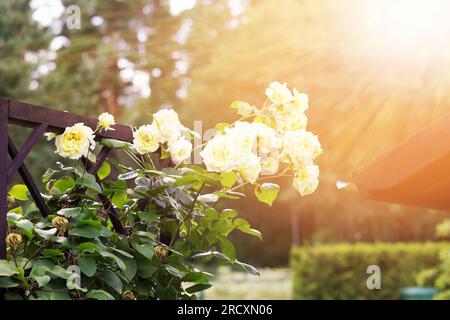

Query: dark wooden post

[0,98,173,259]
[0,100,9,259]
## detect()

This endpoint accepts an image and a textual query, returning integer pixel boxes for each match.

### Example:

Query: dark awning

[352,112,450,211]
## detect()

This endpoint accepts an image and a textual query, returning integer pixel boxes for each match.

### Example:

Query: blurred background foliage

[2,0,450,267]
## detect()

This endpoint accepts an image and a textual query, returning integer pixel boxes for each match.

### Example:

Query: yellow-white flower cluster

[201,121,279,184]
[133,108,193,165]
[55,123,96,160]
[202,81,322,196]
[98,112,116,131]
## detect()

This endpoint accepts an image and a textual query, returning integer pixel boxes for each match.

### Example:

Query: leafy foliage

[291,242,447,300]
[1,143,264,300]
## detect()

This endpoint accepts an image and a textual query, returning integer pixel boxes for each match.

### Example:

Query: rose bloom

[225,122,257,155]
[168,137,192,165]
[238,153,262,184]
[133,124,160,155]
[200,134,238,173]
[55,123,96,159]
[292,162,319,196]
[152,109,185,144]
[98,112,115,130]
[291,89,309,113]
[275,111,308,132]
[251,122,279,154]
[265,81,293,104]
[282,130,322,167]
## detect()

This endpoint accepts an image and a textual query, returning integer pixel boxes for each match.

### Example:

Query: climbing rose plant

[0,82,321,300]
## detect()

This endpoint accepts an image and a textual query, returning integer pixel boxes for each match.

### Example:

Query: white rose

[275,111,308,132]
[225,121,257,155]
[265,81,293,104]
[230,101,254,117]
[251,122,279,154]
[98,112,115,131]
[152,109,184,144]
[291,89,309,113]
[168,137,192,165]
[238,153,262,184]
[261,154,279,175]
[55,123,95,160]
[200,134,238,172]
[292,163,319,196]
[133,124,160,155]
[282,130,322,166]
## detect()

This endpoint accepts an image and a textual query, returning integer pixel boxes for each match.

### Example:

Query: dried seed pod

[6,233,23,249]
[7,195,15,208]
[52,216,69,235]
[153,245,169,261]
[122,290,135,300]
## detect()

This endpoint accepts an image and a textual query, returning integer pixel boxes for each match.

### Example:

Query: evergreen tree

[0,0,50,99]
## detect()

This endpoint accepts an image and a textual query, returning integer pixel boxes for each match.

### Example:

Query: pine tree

[0,0,50,99]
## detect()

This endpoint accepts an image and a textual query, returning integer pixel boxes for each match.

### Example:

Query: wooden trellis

[0,98,139,259]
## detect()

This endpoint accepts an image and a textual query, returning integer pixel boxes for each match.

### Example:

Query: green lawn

[204,267,292,300]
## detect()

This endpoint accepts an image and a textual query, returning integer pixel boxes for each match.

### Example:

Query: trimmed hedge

[290,242,449,300]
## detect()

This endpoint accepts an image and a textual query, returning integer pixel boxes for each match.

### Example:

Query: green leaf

[164,265,184,278]
[87,152,96,163]
[233,218,262,240]
[69,226,100,238]
[8,184,29,201]
[0,261,18,276]
[255,183,280,206]
[77,174,101,193]
[111,248,134,259]
[160,146,170,159]
[132,243,154,260]
[230,101,253,116]
[217,236,236,261]
[235,261,260,276]
[42,248,64,258]
[138,211,157,224]
[100,269,123,294]
[16,219,34,239]
[182,271,214,283]
[7,212,22,221]
[112,191,128,208]
[54,178,75,192]
[78,242,100,253]
[221,209,238,219]
[118,171,139,180]
[191,251,231,261]
[48,266,72,279]
[123,259,137,281]
[136,259,157,279]
[32,275,51,287]
[185,283,212,294]
[214,123,231,132]
[35,228,58,240]
[8,207,22,214]
[101,138,129,149]
[100,251,126,272]
[197,194,219,204]
[57,207,82,217]
[77,219,102,230]
[86,289,115,300]
[219,171,238,188]
[78,256,97,277]
[97,162,111,180]
[0,277,19,288]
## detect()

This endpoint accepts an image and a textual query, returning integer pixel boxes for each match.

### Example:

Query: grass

[204,267,292,300]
